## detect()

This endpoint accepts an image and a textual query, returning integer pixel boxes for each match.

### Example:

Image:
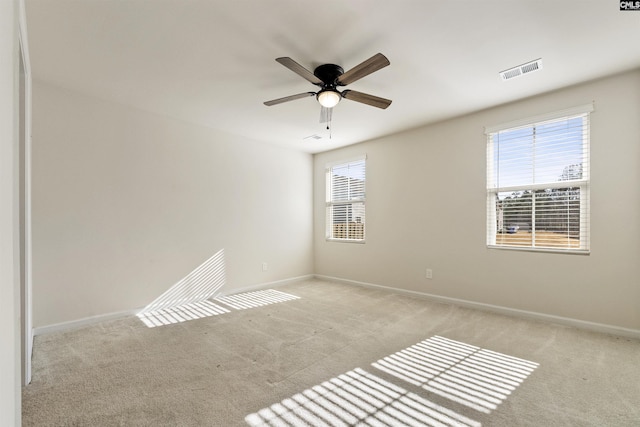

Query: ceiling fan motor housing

[313,64,344,87]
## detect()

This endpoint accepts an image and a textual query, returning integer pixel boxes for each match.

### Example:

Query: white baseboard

[33,309,139,336]
[315,274,640,340]
[32,274,315,336]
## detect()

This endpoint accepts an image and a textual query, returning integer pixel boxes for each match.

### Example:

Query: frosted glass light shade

[317,90,341,108]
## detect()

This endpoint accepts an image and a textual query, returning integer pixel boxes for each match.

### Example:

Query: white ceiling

[25,1,640,153]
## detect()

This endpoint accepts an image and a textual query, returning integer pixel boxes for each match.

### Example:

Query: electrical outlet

[426,268,433,279]
[262,262,268,272]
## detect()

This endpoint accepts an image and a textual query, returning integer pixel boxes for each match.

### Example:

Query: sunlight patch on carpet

[137,300,230,328]
[137,288,301,328]
[372,335,539,414]
[214,289,301,310]
[245,367,480,427]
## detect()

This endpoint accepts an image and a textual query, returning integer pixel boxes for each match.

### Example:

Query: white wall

[0,0,22,424]
[314,70,640,331]
[32,81,313,328]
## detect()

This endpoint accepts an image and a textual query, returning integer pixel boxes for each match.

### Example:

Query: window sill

[487,245,590,255]
[326,238,366,244]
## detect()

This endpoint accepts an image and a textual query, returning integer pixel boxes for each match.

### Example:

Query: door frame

[18,0,32,385]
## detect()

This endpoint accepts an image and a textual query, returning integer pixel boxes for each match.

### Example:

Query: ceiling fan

[264,53,392,110]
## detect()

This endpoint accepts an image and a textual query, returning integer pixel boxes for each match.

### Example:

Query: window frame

[325,155,367,243]
[485,104,593,254]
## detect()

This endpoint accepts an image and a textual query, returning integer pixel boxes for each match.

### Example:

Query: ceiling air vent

[500,58,542,81]
[303,134,322,141]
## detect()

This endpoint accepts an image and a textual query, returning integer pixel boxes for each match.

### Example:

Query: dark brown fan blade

[337,53,390,86]
[276,57,323,85]
[342,90,392,109]
[264,92,316,106]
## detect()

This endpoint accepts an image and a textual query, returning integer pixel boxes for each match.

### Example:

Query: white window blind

[326,157,366,241]
[486,105,592,253]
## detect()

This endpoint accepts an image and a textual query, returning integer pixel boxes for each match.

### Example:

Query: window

[486,104,593,253]
[326,157,366,242]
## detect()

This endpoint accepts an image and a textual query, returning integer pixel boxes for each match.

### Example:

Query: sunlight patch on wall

[372,335,539,414]
[245,367,480,427]
[140,249,226,312]
[214,289,300,310]
[136,249,226,327]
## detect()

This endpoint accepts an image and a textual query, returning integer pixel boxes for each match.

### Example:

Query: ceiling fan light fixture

[317,90,341,108]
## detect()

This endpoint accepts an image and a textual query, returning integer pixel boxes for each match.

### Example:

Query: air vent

[303,134,322,141]
[500,58,543,81]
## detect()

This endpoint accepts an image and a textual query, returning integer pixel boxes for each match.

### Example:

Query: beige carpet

[22,279,640,426]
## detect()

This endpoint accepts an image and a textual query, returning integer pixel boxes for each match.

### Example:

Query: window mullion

[532,126,536,185]
[531,191,536,247]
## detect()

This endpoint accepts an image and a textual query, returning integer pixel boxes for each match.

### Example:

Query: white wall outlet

[262,262,268,272]
[426,268,433,279]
